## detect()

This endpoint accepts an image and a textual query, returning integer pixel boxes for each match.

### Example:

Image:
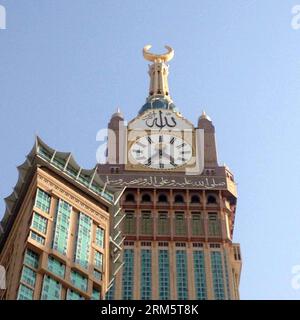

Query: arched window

[191,195,200,204]
[141,194,151,203]
[207,195,217,204]
[174,194,184,203]
[158,194,168,203]
[125,193,135,203]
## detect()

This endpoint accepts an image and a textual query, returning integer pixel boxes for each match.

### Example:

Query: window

[94,251,103,270]
[175,213,186,236]
[70,270,88,292]
[140,249,152,300]
[211,251,225,300]
[191,213,204,236]
[193,251,207,300]
[24,249,39,269]
[158,194,168,203]
[52,200,71,255]
[157,213,169,235]
[35,188,51,213]
[174,194,184,204]
[48,256,65,278]
[208,213,221,237]
[191,195,200,204]
[122,249,134,300]
[91,287,101,300]
[17,284,34,300]
[176,250,188,300]
[125,193,135,202]
[124,212,135,234]
[66,289,84,300]
[106,284,115,300]
[95,226,105,248]
[140,212,152,235]
[20,266,36,288]
[31,212,48,234]
[141,194,151,203]
[74,213,92,269]
[207,195,217,204]
[159,250,170,300]
[30,231,45,245]
[93,269,102,280]
[41,275,62,300]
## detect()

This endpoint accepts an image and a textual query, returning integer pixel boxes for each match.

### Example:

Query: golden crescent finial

[143,45,174,62]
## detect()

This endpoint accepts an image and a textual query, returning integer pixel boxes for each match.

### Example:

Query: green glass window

[175,213,186,236]
[140,249,151,300]
[70,270,88,292]
[47,256,65,278]
[211,251,225,300]
[91,287,101,300]
[208,213,221,236]
[35,188,51,213]
[24,249,39,269]
[52,199,71,255]
[176,250,188,300]
[20,266,36,288]
[31,212,48,234]
[157,213,169,235]
[158,250,170,300]
[41,275,62,300]
[122,249,134,300]
[66,289,84,300]
[106,283,115,300]
[74,213,92,269]
[94,251,103,270]
[140,212,152,235]
[30,231,45,245]
[193,251,207,300]
[17,284,34,300]
[52,157,65,170]
[93,269,102,280]
[191,213,204,236]
[95,226,104,248]
[124,212,135,234]
[38,145,52,161]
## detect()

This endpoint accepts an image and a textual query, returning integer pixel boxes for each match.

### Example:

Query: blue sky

[1,0,300,299]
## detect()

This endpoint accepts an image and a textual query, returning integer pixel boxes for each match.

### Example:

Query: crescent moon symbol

[143,45,174,62]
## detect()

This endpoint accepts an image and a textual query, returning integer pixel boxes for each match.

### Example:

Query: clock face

[129,134,193,170]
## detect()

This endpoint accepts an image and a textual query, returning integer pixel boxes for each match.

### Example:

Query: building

[98,45,242,300]
[0,137,124,300]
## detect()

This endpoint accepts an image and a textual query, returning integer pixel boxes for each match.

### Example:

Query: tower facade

[98,45,242,300]
[0,138,124,300]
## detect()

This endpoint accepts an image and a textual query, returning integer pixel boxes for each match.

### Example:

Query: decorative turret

[139,45,179,115]
[198,110,218,167]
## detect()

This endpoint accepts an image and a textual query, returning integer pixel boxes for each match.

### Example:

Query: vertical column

[187,242,195,299]
[134,242,140,300]
[169,242,176,300]
[152,242,158,299]
[204,244,213,299]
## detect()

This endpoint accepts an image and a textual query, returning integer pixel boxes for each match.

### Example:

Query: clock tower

[98,45,242,300]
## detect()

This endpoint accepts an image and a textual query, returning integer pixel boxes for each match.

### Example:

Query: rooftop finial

[200,110,211,121]
[143,45,174,62]
[143,44,174,101]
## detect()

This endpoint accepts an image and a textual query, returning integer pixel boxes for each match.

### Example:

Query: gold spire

[143,44,174,100]
[143,45,174,62]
